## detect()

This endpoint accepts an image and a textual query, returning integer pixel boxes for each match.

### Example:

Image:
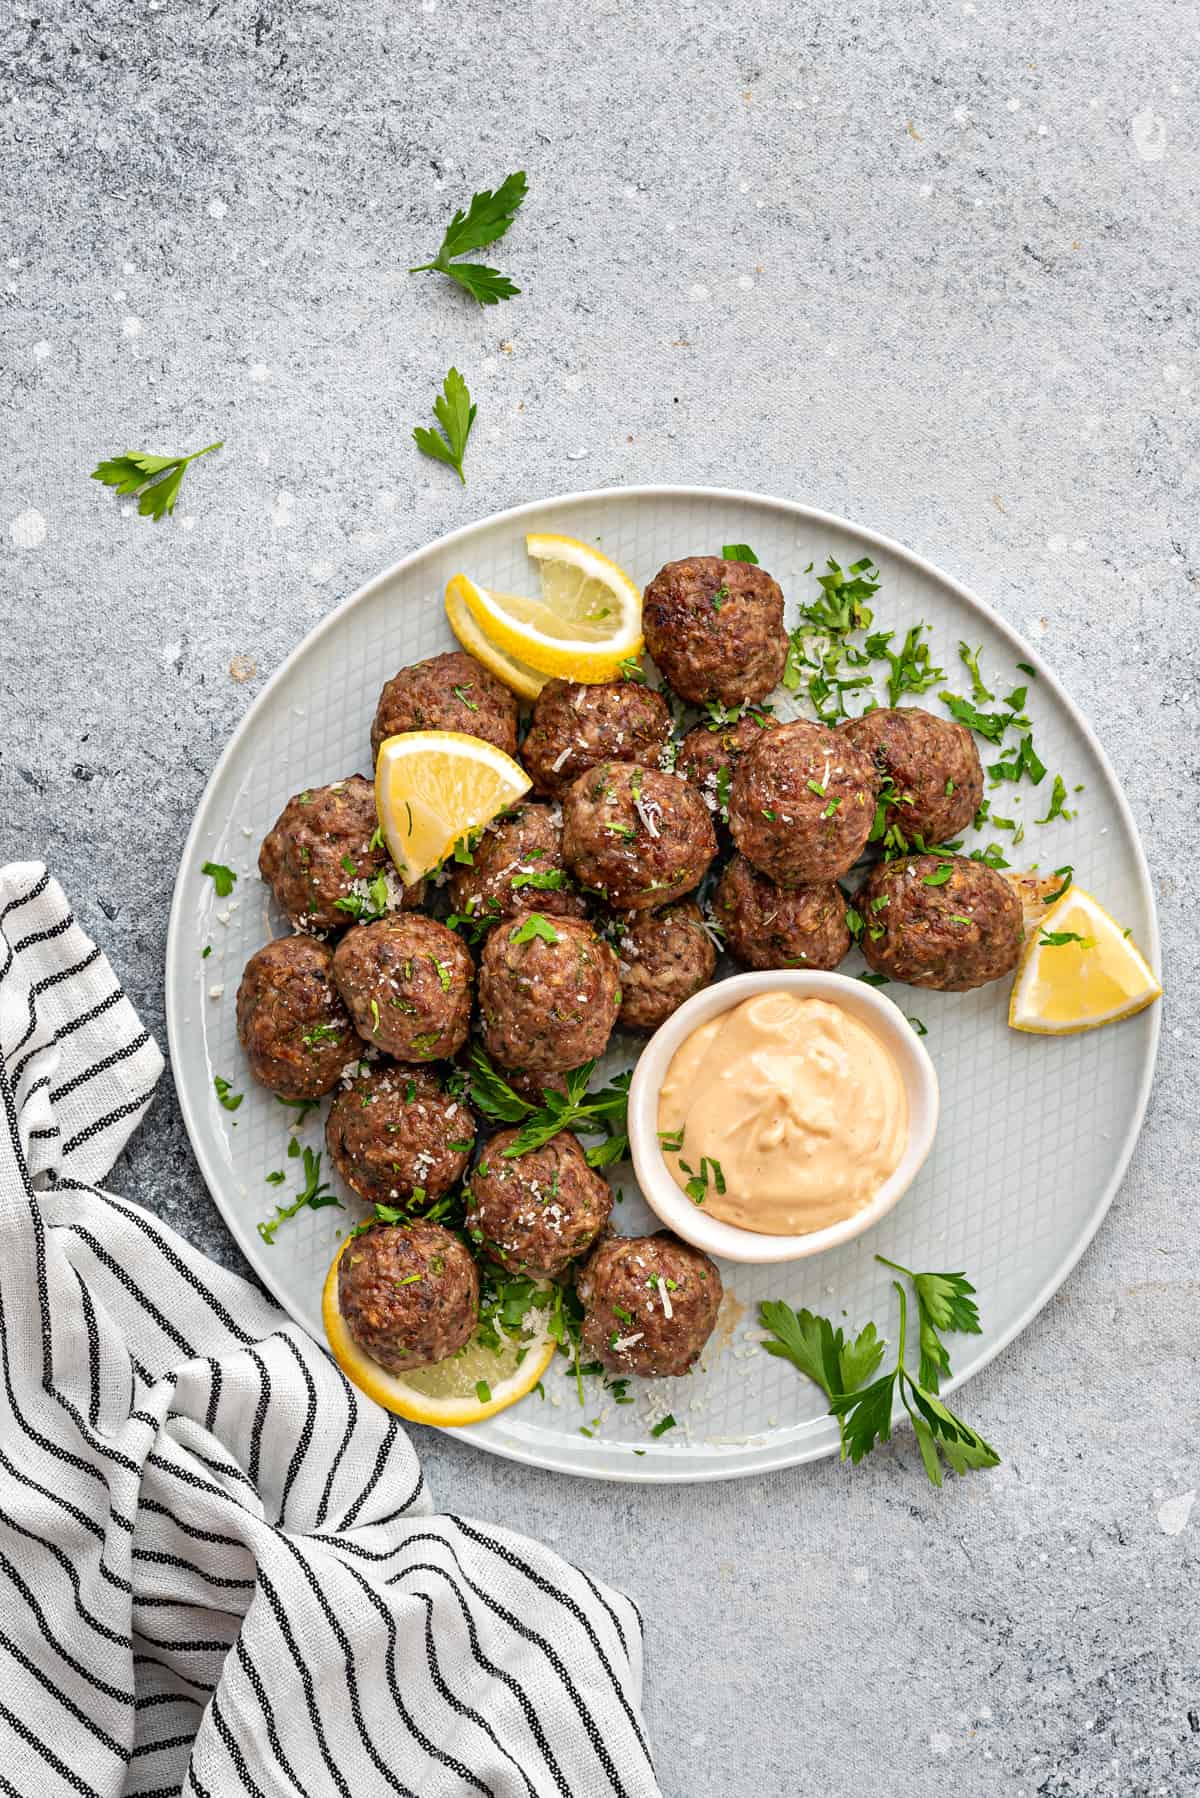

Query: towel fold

[0,862,660,1798]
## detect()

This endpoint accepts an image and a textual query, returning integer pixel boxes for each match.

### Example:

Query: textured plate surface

[165,487,1160,1483]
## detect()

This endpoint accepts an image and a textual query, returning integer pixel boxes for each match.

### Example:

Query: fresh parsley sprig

[409,171,527,305]
[413,367,476,484]
[91,440,223,520]
[464,1044,631,1165]
[760,1256,997,1486]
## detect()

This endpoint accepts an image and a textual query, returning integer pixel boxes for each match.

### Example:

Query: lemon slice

[1009,887,1161,1035]
[445,575,549,700]
[323,1242,556,1426]
[375,730,531,885]
[452,532,643,682]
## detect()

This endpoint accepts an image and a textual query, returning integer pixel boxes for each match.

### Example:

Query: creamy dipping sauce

[656,992,908,1236]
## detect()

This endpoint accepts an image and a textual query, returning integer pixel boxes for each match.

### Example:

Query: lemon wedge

[322,1242,556,1425]
[1008,886,1160,1035]
[375,729,530,885]
[452,532,643,682]
[445,574,550,700]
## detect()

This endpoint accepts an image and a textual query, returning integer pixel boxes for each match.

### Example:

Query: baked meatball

[258,774,422,932]
[446,802,587,932]
[521,679,672,798]
[326,1064,475,1206]
[465,1129,612,1278]
[236,936,361,1099]
[614,903,717,1031]
[337,1222,478,1373]
[561,762,716,912]
[642,556,788,705]
[370,650,519,761]
[332,916,473,1062]
[714,854,851,971]
[676,708,777,817]
[859,852,1024,990]
[839,706,983,847]
[728,719,879,884]
[478,910,621,1073]
[577,1232,722,1377]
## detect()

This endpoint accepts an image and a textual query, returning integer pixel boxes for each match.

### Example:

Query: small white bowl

[627,970,940,1264]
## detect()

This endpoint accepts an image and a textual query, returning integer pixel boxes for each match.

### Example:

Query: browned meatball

[332,916,473,1062]
[326,1064,475,1206]
[370,650,519,761]
[614,903,717,1031]
[839,707,983,847]
[478,911,621,1073]
[728,720,879,884]
[236,936,362,1099]
[577,1232,722,1377]
[642,556,788,705]
[337,1222,478,1373]
[714,854,851,971]
[676,708,777,817]
[561,762,717,912]
[258,775,380,930]
[465,1129,612,1278]
[521,679,672,798]
[446,802,587,933]
[859,853,1024,990]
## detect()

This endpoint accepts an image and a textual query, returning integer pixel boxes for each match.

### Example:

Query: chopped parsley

[1039,929,1093,948]
[1035,774,1075,824]
[257,1146,342,1244]
[958,642,993,703]
[276,1094,321,1125]
[302,1022,343,1049]
[201,861,237,898]
[213,1075,243,1112]
[509,912,560,946]
[650,1414,677,1438]
[1041,866,1074,906]
[922,862,954,887]
[721,543,759,563]
[452,682,479,711]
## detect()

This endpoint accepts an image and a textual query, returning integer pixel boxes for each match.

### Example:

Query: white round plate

[166,487,1160,1483]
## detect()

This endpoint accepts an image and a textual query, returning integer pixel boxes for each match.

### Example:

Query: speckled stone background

[2,2,1197,1792]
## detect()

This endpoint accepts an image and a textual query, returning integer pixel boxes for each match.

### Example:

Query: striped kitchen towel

[0,862,659,1798]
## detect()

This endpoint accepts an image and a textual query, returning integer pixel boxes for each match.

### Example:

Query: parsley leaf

[721,542,759,564]
[413,366,476,484]
[409,171,527,305]
[886,623,943,706]
[876,1256,981,1390]
[91,440,223,520]
[1035,773,1075,824]
[213,1075,243,1112]
[201,861,237,898]
[957,642,993,703]
[509,912,559,945]
[938,691,1021,743]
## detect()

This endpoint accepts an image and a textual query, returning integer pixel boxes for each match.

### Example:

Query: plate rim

[165,483,1161,1484]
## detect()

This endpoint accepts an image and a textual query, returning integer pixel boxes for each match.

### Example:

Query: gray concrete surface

[3,2,1197,1792]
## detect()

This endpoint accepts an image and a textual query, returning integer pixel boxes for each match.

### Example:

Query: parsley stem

[875,1253,916,1280]
[186,440,224,463]
[893,1279,909,1370]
